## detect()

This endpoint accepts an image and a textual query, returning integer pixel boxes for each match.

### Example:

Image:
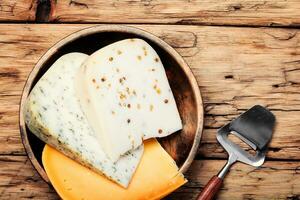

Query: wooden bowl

[19,25,204,183]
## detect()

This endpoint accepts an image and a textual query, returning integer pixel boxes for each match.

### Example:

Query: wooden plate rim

[19,25,204,184]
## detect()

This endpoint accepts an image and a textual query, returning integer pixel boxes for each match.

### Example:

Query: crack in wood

[228,3,243,11]
[0,157,24,163]
[284,60,300,65]
[174,19,198,25]
[259,165,300,171]
[265,31,298,41]
[0,153,27,156]
[248,1,267,10]
[268,147,281,152]
[224,75,234,79]
[0,41,19,45]
[272,81,300,88]
[29,0,35,11]
[69,0,88,9]
[35,0,52,22]
[0,71,19,79]
[287,195,300,200]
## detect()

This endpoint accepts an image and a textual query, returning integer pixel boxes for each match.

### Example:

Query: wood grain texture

[0,156,58,200]
[1,1,300,27]
[0,24,300,160]
[0,0,36,22]
[169,159,300,200]
[1,156,299,199]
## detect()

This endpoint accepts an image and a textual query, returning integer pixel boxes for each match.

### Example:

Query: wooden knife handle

[196,175,223,200]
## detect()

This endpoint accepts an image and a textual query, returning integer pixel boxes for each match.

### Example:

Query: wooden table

[1,1,300,199]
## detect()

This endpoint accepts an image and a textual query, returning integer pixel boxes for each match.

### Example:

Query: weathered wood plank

[169,159,300,200]
[0,95,23,155]
[1,1,300,27]
[0,156,58,200]
[0,1,36,22]
[0,24,300,160]
[52,0,300,26]
[1,156,299,199]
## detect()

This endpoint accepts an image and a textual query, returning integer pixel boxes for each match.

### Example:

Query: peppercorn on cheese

[24,53,143,187]
[76,39,182,162]
[42,139,187,200]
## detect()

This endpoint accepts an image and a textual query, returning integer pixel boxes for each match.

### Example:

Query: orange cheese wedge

[42,139,187,200]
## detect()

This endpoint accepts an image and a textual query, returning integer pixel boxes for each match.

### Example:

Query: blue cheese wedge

[76,39,182,162]
[24,53,143,187]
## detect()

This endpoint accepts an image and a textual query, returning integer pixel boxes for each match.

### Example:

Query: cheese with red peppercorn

[76,39,182,162]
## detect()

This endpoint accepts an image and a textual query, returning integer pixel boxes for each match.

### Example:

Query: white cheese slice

[76,39,182,162]
[24,53,143,187]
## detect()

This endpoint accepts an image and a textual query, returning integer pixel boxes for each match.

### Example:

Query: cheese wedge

[76,39,182,161]
[43,139,187,200]
[24,53,143,187]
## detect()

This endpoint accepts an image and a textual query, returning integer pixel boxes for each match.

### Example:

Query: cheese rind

[42,139,187,200]
[76,39,182,161]
[24,53,143,187]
